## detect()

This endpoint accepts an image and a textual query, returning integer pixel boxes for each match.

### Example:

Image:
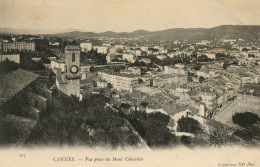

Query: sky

[0,0,260,33]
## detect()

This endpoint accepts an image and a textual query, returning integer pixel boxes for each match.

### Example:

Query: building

[196,40,210,45]
[164,65,188,75]
[49,42,60,46]
[140,46,149,52]
[156,55,167,60]
[199,85,217,115]
[114,45,124,50]
[56,45,81,99]
[139,58,151,64]
[0,69,52,120]
[0,53,20,64]
[197,52,216,59]
[93,46,108,54]
[106,55,116,63]
[2,42,35,52]
[121,66,141,75]
[94,78,108,88]
[237,84,260,117]
[80,42,92,52]
[135,49,142,56]
[50,60,66,73]
[122,52,135,63]
[98,72,139,92]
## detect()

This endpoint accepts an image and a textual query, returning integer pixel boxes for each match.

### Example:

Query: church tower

[65,45,81,79]
[56,45,81,99]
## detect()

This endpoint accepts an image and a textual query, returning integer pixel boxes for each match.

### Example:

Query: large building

[237,84,260,117]
[199,85,217,114]
[0,54,20,64]
[98,72,139,92]
[80,42,92,52]
[122,52,135,63]
[56,45,81,99]
[2,42,35,52]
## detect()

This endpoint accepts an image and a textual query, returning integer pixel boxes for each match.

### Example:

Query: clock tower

[65,45,81,79]
[56,45,81,99]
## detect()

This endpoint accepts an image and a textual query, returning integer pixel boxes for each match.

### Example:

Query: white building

[2,42,35,52]
[80,42,92,52]
[98,72,139,92]
[123,52,136,63]
[114,45,124,50]
[156,55,167,60]
[0,54,20,64]
[50,60,66,72]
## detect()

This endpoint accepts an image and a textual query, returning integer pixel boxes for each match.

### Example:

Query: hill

[50,25,260,41]
[1,25,260,41]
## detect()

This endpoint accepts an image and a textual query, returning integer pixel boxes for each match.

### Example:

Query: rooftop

[238,84,260,97]
[0,69,39,106]
[65,45,81,51]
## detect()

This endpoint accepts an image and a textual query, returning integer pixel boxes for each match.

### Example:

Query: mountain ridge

[1,25,260,41]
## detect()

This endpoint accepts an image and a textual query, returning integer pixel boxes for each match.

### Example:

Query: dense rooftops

[99,71,139,78]
[238,84,260,97]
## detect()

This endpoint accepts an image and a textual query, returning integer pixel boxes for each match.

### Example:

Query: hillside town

[0,27,260,148]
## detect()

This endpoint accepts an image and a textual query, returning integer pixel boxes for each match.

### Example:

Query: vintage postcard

[0,0,259,167]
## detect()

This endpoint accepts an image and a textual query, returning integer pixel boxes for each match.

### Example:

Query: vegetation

[177,117,202,134]
[197,55,213,62]
[0,59,19,75]
[123,111,177,147]
[80,49,107,65]
[148,55,190,66]
[26,92,140,148]
[232,112,259,127]
[20,54,45,70]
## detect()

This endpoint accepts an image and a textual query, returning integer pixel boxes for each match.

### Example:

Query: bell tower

[65,45,81,79]
[55,45,81,98]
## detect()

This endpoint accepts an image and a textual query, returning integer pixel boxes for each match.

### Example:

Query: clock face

[70,65,79,74]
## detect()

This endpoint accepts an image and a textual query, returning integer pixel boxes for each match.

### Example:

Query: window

[72,53,75,62]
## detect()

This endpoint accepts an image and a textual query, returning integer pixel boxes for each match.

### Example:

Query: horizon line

[0,24,260,34]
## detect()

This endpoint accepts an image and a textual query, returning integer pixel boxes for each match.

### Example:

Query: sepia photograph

[0,0,259,167]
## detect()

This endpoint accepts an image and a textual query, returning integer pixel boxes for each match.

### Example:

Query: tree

[0,59,19,75]
[232,112,259,127]
[124,111,177,147]
[248,54,255,58]
[241,48,249,52]
[143,112,174,147]
[198,55,212,62]
[177,117,201,134]
[199,76,204,83]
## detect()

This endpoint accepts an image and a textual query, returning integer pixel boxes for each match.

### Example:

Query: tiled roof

[65,45,80,50]
[238,84,260,97]
[0,69,39,106]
